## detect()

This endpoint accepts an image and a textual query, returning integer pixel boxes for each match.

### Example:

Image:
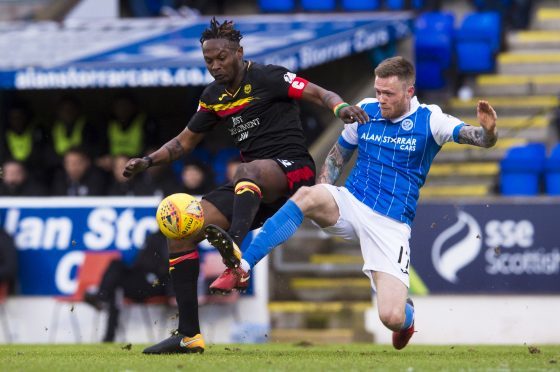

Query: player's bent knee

[291,186,320,209]
[378,307,406,331]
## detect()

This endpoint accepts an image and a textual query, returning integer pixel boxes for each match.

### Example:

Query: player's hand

[477,100,497,135]
[338,105,369,124]
[123,157,150,178]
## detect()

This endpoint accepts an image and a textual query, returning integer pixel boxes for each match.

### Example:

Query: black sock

[169,251,200,336]
[229,178,263,246]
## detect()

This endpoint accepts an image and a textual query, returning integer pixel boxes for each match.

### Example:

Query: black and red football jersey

[187,61,313,162]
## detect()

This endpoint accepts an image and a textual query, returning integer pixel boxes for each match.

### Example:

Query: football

[156,193,204,239]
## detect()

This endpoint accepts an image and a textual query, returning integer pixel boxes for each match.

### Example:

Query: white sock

[240,259,251,273]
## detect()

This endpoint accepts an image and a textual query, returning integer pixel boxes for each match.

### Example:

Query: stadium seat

[342,0,381,11]
[545,143,560,195]
[259,0,296,13]
[387,0,426,9]
[0,282,11,343]
[386,0,405,9]
[412,0,424,9]
[414,12,455,89]
[49,251,121,343]
[415,60,446,89]
[455,11,502,73]
[120,295,171,343]
[500,143,546,196]
[301,0,336,12]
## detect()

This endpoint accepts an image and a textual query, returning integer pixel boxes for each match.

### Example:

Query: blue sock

[243,200,304,269]
[402,302,415,330]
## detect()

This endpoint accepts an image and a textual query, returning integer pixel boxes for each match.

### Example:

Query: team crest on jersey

[244,84,252,94]
[401,119,414,131]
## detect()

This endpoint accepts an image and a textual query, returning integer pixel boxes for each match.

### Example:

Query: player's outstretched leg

[392,298,415,350]
[209,266,250,294]
[204,224,242,268]
[143,331,205,354]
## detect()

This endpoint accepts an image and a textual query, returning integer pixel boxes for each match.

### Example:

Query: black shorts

[203,157,316,229]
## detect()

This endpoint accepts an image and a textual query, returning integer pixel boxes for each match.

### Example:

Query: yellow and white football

[156,193,204,239]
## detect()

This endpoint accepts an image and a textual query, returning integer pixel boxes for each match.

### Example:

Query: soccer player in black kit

[123,18,369,354]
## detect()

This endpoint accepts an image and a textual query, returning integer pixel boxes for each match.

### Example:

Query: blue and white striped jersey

[338,96,465,226]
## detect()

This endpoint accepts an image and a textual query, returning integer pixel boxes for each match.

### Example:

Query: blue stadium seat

[301,0,336,11]
[414,12,455,90]
[386,0,405,10]
[386,0,425,9]
[500,143,546,196]
[545,143,560,195]
[456,42,494,72]
[259,0,296,13]
[412,0,424,9]
[455,11,502,73]
[415,11,454,34]
[415,60,445,89]
[342,0,381,11]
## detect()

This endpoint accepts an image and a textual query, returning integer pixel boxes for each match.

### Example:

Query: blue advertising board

[0,197,160,295]
[0,13,412,89]
[411,200,560,294]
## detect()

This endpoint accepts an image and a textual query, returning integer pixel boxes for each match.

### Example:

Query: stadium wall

[366,295,560,345]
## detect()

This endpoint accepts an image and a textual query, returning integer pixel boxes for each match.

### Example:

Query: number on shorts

[398,245,410,274]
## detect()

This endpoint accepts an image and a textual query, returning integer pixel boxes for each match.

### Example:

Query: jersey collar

[389,96,419,123]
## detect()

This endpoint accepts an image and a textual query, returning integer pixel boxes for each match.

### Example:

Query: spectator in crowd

[107,155,145,196]
[44,95,102,173]
[180,159,215,196]
[51,147,108,196]
[97,93,159,172]
[0,101,46,182]
[107,154,182,196]
[84,231,172,342]
[0,160,47,196]
[0,228,17,293]
[131,149,183,198]
[225,156,242,183]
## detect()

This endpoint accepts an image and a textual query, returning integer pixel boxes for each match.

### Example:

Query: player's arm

[317,139,356,185]
[458,100,498,148]
[299,82,369,124]
[123,127,205,178]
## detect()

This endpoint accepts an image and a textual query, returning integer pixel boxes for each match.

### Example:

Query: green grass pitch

[1,343,559,371]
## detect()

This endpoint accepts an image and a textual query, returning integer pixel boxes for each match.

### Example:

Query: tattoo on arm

[317,142,355,184]
[458,126,497,148]
[320,91,340,109]
[164,138,184,162]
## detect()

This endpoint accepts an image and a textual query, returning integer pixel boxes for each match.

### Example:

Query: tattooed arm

[123,127,205,178]
[458,100,498,148]
[317,141,356,185]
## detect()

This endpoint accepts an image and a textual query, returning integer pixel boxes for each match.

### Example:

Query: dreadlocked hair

[200,17,243,45]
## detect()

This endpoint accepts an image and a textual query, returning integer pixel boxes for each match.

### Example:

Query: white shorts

[317,184,412,290]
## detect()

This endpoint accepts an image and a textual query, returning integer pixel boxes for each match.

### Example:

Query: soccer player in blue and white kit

[209,56,498,349]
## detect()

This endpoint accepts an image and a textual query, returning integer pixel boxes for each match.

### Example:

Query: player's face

[202,39,243,85]
[374,75,414,119]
